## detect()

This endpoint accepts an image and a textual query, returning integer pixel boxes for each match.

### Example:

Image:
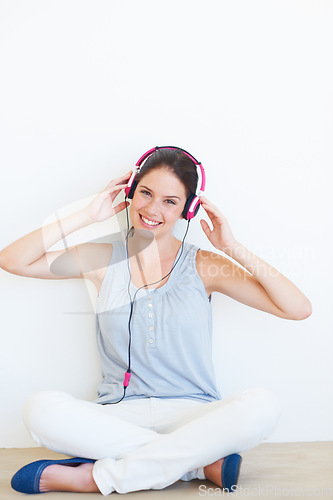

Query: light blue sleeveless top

[95,238,222,404]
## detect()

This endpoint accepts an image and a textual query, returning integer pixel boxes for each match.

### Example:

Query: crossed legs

[22,387,281,495]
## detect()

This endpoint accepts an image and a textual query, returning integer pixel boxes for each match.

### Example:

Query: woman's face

[129,167,187,237]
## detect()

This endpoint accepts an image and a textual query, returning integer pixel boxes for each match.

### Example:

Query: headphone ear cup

[193,201,200,217]
[182,194,200,220]
[127,179,138,200]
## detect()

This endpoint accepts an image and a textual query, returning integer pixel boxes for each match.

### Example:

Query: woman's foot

[204,454,242,491]
[203,458,224,487]
[39,462,100,493]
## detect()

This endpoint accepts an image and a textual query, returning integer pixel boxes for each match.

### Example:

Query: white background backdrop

[0,0,332,447]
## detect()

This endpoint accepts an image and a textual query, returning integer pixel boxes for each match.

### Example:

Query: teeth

[141,215,160,226]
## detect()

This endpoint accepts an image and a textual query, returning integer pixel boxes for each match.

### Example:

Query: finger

[200,199,223,219]
[200,202,219,219]
[117,169,133,180]
[111,181,129,189]
[113,200,130,214]
[200,196,217,210]
[107,182,130,194]
[200,219,212,235]
[106,171,133,189]
[114,173,132,187]
[200,197,214,209]
[199,195,211,204]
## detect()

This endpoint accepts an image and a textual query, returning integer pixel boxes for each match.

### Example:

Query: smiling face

[129,167,187,238]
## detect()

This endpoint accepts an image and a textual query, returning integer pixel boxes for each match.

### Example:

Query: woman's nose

[146,198,160,214]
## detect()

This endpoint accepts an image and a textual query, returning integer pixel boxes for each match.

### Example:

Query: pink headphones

[125,146,206,220]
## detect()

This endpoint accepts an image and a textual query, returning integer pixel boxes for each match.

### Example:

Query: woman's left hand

[199,195,238,252]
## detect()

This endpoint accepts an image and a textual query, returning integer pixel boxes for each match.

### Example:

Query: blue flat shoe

[11,457,96,494]
[221,453,242,492]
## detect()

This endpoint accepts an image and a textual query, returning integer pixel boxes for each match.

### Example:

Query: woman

[1,147,311,495]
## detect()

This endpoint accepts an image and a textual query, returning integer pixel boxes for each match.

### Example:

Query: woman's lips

[139,214,162,228]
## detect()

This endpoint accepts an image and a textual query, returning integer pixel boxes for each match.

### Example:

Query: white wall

[0,0,332,447]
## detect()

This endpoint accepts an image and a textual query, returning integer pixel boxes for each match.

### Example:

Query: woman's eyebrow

[140,185,181,200]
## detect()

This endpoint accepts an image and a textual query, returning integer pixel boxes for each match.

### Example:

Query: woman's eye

[140,190,175,205]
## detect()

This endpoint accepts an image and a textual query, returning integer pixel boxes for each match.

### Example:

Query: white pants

[22,387,281,495]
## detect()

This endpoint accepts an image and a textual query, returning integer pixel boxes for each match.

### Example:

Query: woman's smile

[139,213,163,228]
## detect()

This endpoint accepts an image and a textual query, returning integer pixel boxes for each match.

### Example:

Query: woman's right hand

[84,170,133,223]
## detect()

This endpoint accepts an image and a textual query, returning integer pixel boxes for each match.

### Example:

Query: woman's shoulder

[195,247,232,295]
[195,246,231,264]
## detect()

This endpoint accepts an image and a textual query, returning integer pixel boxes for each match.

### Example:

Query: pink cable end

[124,371,132,387]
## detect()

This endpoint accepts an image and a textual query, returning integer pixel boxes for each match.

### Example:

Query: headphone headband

[136,146,199,168]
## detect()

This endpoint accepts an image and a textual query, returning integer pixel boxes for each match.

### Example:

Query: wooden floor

[1,442,332,499]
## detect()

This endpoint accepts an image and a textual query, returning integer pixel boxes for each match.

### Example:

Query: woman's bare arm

[0,210,92,272]
[198,195,312,321]
[0,170,132,280]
